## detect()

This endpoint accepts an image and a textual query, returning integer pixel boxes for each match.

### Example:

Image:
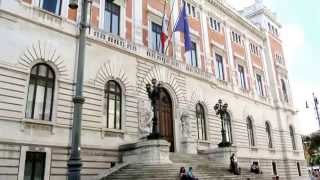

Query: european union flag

[174,1,192,52]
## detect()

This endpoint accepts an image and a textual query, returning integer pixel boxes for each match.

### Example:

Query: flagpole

[161,0,168,54]
[164,0,177,55]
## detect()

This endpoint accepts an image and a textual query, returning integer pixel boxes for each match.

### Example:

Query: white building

[0,0,307,179]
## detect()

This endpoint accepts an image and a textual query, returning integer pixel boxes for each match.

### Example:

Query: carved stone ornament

[138,99,153,137]
[180,110,191,138]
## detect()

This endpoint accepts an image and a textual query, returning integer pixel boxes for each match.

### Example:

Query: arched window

[105,80,122,129]
[247,117,255,147]
[224,112,232,143]
[265,122,273,148]
[281,79,289,102]
[25,64,55,121]
[196,103,207,140]
[290,125,297,150]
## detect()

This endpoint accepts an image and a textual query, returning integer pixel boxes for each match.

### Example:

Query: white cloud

[292,82,320,135]
[281,24,305,63]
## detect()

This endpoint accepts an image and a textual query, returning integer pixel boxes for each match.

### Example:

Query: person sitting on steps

[179,167,188,180]
[187,167,199,180]
[250,161,261,174]
[230,153,241,175]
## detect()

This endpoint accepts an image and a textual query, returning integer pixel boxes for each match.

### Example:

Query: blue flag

[174,1,192,52]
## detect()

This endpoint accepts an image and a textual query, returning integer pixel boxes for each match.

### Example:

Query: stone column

[171,0,181,60]
[224,24,236,86]
[133,0,143,45]
[244,36,257,97]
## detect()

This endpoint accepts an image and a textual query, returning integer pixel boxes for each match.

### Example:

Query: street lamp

[214,99,231,148]
[67,0,89,179]
[146,79,162,139]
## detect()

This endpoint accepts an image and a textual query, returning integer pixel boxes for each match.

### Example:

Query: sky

[227,0,320,135]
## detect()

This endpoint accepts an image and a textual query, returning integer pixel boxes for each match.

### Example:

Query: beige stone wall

[0,0,307,179]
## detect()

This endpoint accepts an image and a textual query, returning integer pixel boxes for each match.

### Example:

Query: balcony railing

[87,28,213,81]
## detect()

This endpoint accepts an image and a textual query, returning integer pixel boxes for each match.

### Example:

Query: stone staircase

[100,153,274,180]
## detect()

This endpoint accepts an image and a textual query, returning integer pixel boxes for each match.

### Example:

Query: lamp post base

[67,158,82,180]
[218,141,232,148]
[147,133,162,140]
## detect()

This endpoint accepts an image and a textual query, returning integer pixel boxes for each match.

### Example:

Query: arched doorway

[157,88,174,152]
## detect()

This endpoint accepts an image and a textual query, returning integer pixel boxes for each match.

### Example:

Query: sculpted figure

[180,111,191,138]
[138,99,153,137]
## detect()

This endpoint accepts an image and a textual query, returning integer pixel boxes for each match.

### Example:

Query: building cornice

[206,0,266,40]
[245,7,282,28]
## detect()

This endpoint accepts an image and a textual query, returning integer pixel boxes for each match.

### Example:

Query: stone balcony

[87,28,214,82]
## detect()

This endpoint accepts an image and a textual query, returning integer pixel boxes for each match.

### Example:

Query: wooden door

[158,88,174,152]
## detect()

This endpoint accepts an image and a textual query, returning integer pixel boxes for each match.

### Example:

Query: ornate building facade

[0,0,307,179]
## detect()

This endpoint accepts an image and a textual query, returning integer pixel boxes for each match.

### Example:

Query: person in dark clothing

[187,167,198,180]
[179,167,188,180]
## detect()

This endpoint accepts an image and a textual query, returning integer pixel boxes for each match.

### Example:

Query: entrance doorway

[157,88,174,152]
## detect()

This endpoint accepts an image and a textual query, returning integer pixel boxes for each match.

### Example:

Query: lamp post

[214,99,231,148]
[67,0,89,179]
[306,93,320,129]
[146,78,162,139]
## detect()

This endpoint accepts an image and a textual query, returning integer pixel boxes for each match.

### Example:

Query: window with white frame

[151,22,162,53]
[25,64,55,121]
[289,125,297,150]
[215,53,225,80]
[225,112,233,144]
[250,43,260,57]
[274,53,285,65]
[266,121,273,148]
[188,41,198,67]
[105,80,122,129]
[238,65,246,89]
[231,31,242,45]
[281,79,289,102]
[104,1,120,35]
[256,74,264,96]
[247,117,255,147]
[196,103,207,140]
[209,17,221,32]
[186,2,197,18]
[38,0,62,15]
[24,152,46,180]
[268,22,279,37]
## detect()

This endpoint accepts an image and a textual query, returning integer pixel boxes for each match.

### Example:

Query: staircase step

[99,153,274,180]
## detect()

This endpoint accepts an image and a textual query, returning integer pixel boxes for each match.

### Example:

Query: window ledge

[268,148,276,152]
[101,128,125,138]
[293,150,300,154]
[34,7,63,20]
[21,118,54,126]
[197,140,210,144]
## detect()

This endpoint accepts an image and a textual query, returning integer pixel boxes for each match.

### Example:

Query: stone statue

[138,99,153,137]
[180,111,191,138]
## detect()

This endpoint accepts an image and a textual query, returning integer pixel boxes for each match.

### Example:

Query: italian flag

[161,14,169,53]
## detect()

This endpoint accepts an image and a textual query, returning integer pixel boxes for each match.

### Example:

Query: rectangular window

[209,17,221,32]
[189,42,198,67]
[24,152,46,180]
[187,3,191,15]
[151,22,162,53]
[238,65,246,89]
[215,54,224,80]
[186,2,196,18]
[256,74,264,96]
[232,31,242,45]
[39,0,61,15]
[104,1,120,35]
[272,162,277,175]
